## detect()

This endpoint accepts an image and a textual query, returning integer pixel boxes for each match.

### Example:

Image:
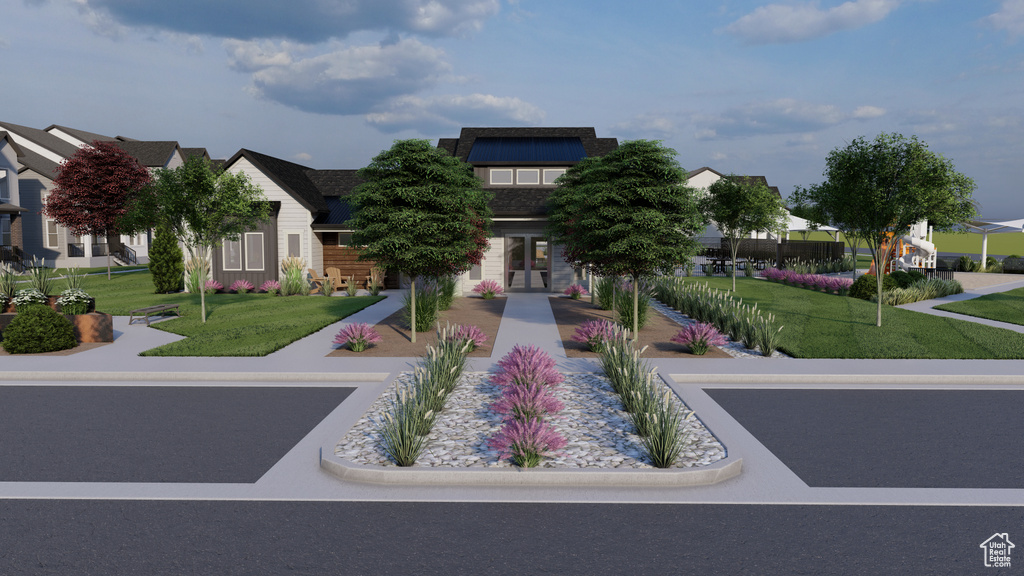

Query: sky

[3,0,1023,218]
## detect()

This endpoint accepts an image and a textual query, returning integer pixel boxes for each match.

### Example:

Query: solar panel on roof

[467,137,586,162]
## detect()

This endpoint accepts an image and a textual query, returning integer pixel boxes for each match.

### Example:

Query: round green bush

[849,273,899,300]
[1,305,77,354]
[889,270,912,289]
[907,270,926,284]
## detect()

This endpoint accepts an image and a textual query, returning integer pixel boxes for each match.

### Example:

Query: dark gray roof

[227,149,329,214]
[44,124,118,145]
[305,169,363,198]
[181,148,210,160]
[488,188,552,217]
[114,141,181,168]
[443,127,617,163]
[468,137,588,163]
[0,121,81,158]
[726,175,782,200]
[16,148,60,180]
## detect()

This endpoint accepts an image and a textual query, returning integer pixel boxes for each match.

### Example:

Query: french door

[505,234,548,291]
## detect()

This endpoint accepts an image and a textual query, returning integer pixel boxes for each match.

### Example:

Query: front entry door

[505,235,548,291]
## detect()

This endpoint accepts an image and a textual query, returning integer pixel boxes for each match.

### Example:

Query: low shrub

[230,279,254,294]
[958,255,982,272]
[571,319,616,353]
[670,322,727,355]
[564,284,588,299]
[848,273,898,300]
[878,278,964,306]
[472,279,503,299]
[1,305,77,354]
[12,288,47,311]
[487,418,567,468]
[57,288,91,315]
[204,279,223,295]
[260,280,281,296]
[333,322,383,352]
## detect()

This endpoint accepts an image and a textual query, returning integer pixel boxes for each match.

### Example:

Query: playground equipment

[868,220,936,275]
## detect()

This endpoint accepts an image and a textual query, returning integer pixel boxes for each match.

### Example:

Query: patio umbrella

[962,218,1024,264]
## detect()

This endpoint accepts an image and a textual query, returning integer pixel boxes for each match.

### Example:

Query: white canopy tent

[784,214,838,241]
[963,219,1024,264]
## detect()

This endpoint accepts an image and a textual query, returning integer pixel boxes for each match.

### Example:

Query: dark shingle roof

[16,148,61,180]
[305,169,364,198]
[726,174,782,200]
[181,148,210,161]
[227,149,329,214]
[488,188,552,217]
[114,141,181,168]
[44,124,118,145]
[0,121,81,158]
[444,127,617,163]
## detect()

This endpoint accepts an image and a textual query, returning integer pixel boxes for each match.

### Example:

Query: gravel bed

[336,371,726,469]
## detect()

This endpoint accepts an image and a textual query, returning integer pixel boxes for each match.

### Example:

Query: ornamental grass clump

[491,344,564,388]
[333,322,383,352]
[280,257,308,296]
[563,283,588,300]
[402,283,439,332]
[436,275,457,310]
[614,280,651,330]
[641,391,694,469]
[472,279,503,299]
[204,279,223,295]
[491,382,565,423]
[754,312,784,357]
[28,258,57,295]
[0,267,18,301]
[594,276,617,310]
[487,418,568,468]
[670,322,727,355]
[230,279,254,294]
[62,266,85,291]
[57,288,91,315]
[376,383,432,467]
[184,256,210,294]
[445,323,488,352]
[260,279,280,296]
[571,319,616,353]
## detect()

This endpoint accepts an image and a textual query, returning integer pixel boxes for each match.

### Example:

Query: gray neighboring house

[0,121,205,269]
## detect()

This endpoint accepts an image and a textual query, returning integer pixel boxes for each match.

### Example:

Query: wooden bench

[129,304,180,326]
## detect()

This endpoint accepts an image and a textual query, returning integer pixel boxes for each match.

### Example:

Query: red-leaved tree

[44,140,152,279]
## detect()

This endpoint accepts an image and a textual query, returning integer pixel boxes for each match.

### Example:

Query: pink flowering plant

[762,268,854,296]
[334,322,383,352]
[260,280,281,295]
[472,279,504,299]
[563,283,588,300]
[491,344,564,388]
[491,382,565,423]
[230,279,254,294]
[487,418,568,468]
[445,324,488,352]
[671,322,728,355]
[571,319,617,353]
[204,280,223,295]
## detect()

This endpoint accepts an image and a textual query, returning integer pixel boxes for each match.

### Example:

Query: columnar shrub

[334,322,383,352]
[230,279,254,294]
[564,284,588,299]
[149,224,185,293]
[670,322,727,355]
[260,280,281,296]
[571,319,616,353]
[1,305,77,354]
[472,279,503,299]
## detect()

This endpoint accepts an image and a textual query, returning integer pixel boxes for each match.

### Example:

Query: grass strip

[676,277,1024,359]
[934,287,1024,327]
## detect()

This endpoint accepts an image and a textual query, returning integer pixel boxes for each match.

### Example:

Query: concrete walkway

[2,288,1024,507]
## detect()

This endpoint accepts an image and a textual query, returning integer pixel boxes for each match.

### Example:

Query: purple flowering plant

[230,279,254,294]
[571,319,617,353]
[260,279,281,295]
[491,345,564,388]
[671,322,728,355]
[445,324,488,351]
[472,279,504,299]
[487,418,568,468]
[563,284,588,300]
[334,322,383,352]
[491,382,565,423]
[204,279,223,295]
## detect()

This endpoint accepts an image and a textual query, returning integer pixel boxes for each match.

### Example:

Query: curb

[319,451,742,487]
[0,371,390,383]
[671,373,1024,386]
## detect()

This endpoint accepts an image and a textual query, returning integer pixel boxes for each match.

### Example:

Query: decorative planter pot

[66,312,113,343]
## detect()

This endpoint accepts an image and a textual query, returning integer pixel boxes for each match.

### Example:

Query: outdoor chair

[325,267,347,292]
[308,268,327,294]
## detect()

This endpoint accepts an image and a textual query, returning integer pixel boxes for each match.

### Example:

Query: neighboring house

[686,166,784,240]
[0,121,204,268]
[0,132,28,271]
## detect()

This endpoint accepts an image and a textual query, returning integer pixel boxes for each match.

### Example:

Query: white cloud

[694,99,846,139]
[852,105,887,119]
[724,0,903,44]
[985,0,1024,39]
[610,114,677,139]
[227,38,452,115]
[70,0,126,39]
[80,0,500,42]
[366,93,545,133]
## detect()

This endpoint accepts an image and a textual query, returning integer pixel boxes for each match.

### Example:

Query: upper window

[516,169,540,185]
[490,169,513,185]
[245,233,264,271]
[223,239,242,271]
[287,233,301,258]
[46,220,59,248]
[543,169,566,185]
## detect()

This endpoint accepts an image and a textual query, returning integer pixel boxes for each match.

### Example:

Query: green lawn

[676,277,1024,358]
[802,230,1024,257]
[934,287,1024,327]
[82,271,384,356]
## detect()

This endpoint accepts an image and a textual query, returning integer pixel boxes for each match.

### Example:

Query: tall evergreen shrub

[149,224,184,293]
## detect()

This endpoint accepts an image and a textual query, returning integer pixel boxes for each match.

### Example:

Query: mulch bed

[327,296,507,358]
[548,296,732,359]
[0,342,111,356]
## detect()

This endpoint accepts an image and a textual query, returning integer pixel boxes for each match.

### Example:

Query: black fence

[68,243,86,257]
[683,237,846,277]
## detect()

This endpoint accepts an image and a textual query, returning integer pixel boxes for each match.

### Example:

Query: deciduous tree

[797,133,977,326]
[546,140,707,335]
[44,140,152,279]
[349,139,493,343]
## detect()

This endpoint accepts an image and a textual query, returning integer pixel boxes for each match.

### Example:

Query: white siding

[166,149,184,169]
[228,157,312,275]
[0,140,20,205]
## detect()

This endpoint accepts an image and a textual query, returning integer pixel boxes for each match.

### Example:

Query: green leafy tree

[547,140,707,335]
[121,156,270,323]
[700,175,788,291]
[798,133,977,326]
[148,223,184,293]
[790,186,863,265]
[349,139,493,343]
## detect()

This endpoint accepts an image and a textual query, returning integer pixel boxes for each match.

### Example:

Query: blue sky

[4,0,1023,218]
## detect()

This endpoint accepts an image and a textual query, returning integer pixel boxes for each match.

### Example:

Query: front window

[46,220,59,248]
[543,169,566,185]
[223,240,242,270]
[490,169,513,185]
[245,233,264,271]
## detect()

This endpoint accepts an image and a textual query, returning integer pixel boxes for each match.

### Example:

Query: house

[686,166,784,240]
[0,121,205,268]
[0,132,28,271]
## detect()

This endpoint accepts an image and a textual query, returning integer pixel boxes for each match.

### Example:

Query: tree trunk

[730,235,742,292]
[199,245,208,324]
[633,275,640,338]
[410,275,417,344]
[106,251,111,280]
